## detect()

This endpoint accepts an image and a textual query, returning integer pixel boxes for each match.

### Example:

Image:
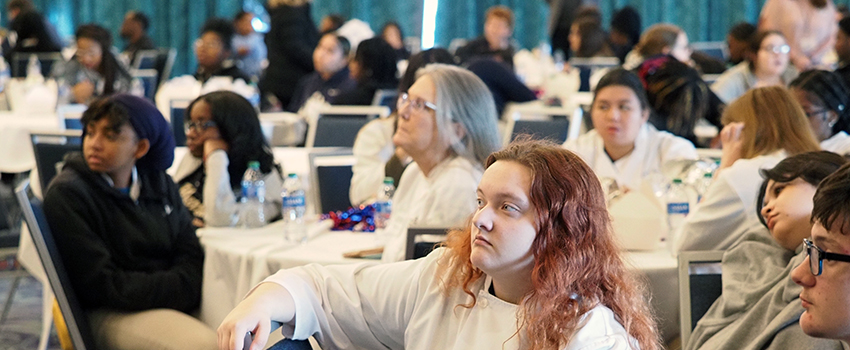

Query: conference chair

[371,89,399,110]
[308,149,356,213]
[30,130,83,193]
[405,227,450,260]
[691,41,729,62]
[501,103,584,145]
[169,99,192,147]
[305,105,390,148]
[16,180,97,350]
[11,52,64,78]
[678,250,724,346]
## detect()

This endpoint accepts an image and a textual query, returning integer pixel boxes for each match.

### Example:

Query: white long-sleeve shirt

[173,150,283,227]
[564,124,698,191]
[262,248,637,350]
[380,156,482,262]
[673,151,786,253]
[821,131,850,156]
[350,117,396,205]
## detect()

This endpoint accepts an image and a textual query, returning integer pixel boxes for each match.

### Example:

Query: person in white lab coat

[217,139,661,350]
[790,69,850,156]
[674,86,821,253]
[564,68,698,192]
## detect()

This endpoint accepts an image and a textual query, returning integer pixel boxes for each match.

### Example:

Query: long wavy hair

[721,86,820,159]
[185,91,278,189]
[438,138,660,350]
[75,24,131,96]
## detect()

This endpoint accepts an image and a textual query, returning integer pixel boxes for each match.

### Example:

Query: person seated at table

[686,151,847,350]
[52,24,135,105]
[286,32,355,113]
[567,17,615,92]
[622,23,692,70]
[232,10,267,81]
[455,5,516,68]
[331,37,398,106]
[674,86,821,253]
[2,0,63,68]
[193,18,252,84]
[563,68,698,192]
[727,22,757,66]
[42,94,216,350]
[790,70,850,155]
[609,6,642,63]
[637,54,725,146]
[381,21,410,61]
[379,64,500,262]
[119,10,155,66]
[466,57,536,118]
[349,48,455,205]
[711,30,797,104]
[174,91,283,228]
[218,138,661,350]
[791,162,850,345]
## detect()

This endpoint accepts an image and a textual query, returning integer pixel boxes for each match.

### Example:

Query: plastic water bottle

[281,173,307,243]
[26,55,41,78]
[374,177,395,229]
[239,161,265,228]
[695,172,713,202]
[666,179,691,236]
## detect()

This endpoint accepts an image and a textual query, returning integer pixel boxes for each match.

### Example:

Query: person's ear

[134,139,150,160]
[641,108,650,123]
[453,121,467,141]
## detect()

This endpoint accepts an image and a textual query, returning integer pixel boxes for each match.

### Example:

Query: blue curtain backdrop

[10,0,850,77]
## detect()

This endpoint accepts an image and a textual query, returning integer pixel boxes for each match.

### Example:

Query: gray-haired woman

[380,64,502,262]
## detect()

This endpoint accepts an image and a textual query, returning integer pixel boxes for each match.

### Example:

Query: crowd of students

[15,0,850,349]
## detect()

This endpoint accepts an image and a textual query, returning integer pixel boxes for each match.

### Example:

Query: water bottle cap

[383,177,393,184]
[672,178,683,184]
[703,172,712,178]
[248,161,260,169]
[287,173,297,178]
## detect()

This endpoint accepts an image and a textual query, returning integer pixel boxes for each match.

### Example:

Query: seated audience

[563,68,698,192]
[42,94,216,349]
[287,32,355,112]
[381,21,410,61]
[378,64,500,262]
[52,24,135,105]
[711,30,797,104]
[332,37,398,106]
[455,5,515,67]
[759,0,837,70]
[119,10,155,66]
[193,18,251,84]
[318,13,345,34]
[637,54,724,146]
[608,6,642,63]
[790,70,850,155]
[349,48,454,205]
[2,0,62,67]
[622,23,692,70]
[686,151,847,350]
[791,162,850,344]
[218,139,661,350]
[173,91,283,228]
[569,17,613,58]
[834,17,850,88]
[727,22,757,65]
[232,10,267,80]
[674,86,820,252]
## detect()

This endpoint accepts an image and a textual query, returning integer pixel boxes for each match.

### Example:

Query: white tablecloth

[0,111,61,173]
[198,221,680,342]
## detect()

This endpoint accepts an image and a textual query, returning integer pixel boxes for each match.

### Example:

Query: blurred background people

[332,37,398,106]
[3,0,62,67]
[260,0,319,111]
[609,6,641,63]
[120,10,155,66]
[790,70,850,155]
[455,5,516,67]
[232,10,267,81]
[727,22,757,66]
[711,30,796,104]
[287,32,355,112]
[759,0,838,70]
[193,18,251,84]
[381,21,410,61]
[52,24,135,104]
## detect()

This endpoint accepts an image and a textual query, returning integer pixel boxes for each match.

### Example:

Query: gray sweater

[685,227,849,350]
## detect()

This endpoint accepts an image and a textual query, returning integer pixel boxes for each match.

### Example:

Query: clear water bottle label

[667,202,689,215]
[283,195,305,208]
[242,185,256,198]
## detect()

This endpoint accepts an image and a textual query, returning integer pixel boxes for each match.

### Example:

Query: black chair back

[312,116,370,148]
[170,100,191,147]
[31,131,83,192]
[510,118,570,144]
[15,180,97,350]
[678,250,724,345]
[405,227,449,260]
[11,52,63,78]
[308,150,355,213]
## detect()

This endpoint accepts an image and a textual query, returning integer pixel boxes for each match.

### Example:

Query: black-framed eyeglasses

[804,109,829,120]
[397,92,437,113]
[803,238,850,276]
[184,120,217,133]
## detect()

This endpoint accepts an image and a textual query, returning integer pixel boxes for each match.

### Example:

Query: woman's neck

[604,143,635,162]
[753,68,783,86]
[411,148,452,177]
[490,274,533,305]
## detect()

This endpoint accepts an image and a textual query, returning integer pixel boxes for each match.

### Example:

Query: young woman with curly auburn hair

[218,138,659,350]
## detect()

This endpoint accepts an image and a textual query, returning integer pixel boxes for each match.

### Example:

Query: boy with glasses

[792,162,850,343]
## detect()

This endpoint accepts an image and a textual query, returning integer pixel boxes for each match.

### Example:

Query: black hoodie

[43,152,203,313]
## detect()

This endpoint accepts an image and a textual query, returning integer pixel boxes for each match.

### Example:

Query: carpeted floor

[0,259,61,350]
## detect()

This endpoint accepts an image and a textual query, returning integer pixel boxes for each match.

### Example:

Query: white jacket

[263,248,638,350]
[350,117,396,205]
[564,124,698,191]
[173,150,283,227]
[673,151,786,253]
[380,156,482,262]
[821,131,850,156]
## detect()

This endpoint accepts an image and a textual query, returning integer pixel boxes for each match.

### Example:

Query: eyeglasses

[760,44,790,55]
[397,92,437,113]
[184,120,217,133]
[803,238,850,276]
[194,39,223,50]
[805,109,829,120]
